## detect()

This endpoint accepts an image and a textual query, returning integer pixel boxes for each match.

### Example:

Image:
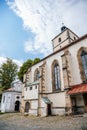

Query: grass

[0,112,5,115]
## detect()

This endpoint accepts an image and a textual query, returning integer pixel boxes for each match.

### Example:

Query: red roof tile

[67,84,87,95]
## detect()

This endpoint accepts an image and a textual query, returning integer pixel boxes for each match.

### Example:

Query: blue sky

[0,0,87,66]
[0,0,42,64]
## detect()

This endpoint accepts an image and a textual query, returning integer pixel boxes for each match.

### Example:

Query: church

[21,26,87,116]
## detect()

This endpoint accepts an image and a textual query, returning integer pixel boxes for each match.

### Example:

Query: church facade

[21,26,87,116]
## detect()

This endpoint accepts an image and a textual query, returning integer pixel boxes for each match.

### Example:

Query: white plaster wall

[68,38,87,85]
[5,93,12,112]
[53,30,67,48]
[69,30,78,41]
[1,93,8,112]
[53,29,79,52]
[52,108,65,115]
[29,109,38,116]
[48,92,66,107]
[29,100,38,116]
[41,99,47,117]
[48,92,66,115]
[31,100,38,109]
[1,92,21,112]
[24,85,38,100]
[54,39,69,52]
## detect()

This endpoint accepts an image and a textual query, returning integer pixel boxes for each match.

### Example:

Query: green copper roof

[42,97,52,104]
[26,81,39,87]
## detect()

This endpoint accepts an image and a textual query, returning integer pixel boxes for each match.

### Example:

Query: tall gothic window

[34,68,39,81]
[81,50,87,80]
[54,63,61,89]
[52,60,61,91]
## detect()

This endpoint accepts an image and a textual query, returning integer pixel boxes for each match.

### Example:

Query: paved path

[0,113,87,130]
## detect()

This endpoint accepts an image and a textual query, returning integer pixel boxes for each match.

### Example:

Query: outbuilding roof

[67,83,87,95]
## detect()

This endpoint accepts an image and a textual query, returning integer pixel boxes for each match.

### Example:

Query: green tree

[33,58,40,65]
[18,59,33,82]
[0,58,18,90]
[18,58,40,82]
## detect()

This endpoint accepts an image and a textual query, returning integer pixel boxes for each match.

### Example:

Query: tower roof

[61,26,67,32]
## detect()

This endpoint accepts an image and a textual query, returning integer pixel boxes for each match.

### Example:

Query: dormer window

[58,37,61,43]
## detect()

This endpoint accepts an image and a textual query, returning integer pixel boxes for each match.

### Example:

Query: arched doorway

[15,100,20,111]
[25,102,30,113]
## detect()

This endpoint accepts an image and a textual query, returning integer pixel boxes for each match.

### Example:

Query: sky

[0,0,87,66]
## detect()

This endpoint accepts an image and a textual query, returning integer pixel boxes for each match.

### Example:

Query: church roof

[42,97,52,104]
[51,27,79,41]
[3,87,21,93]
[67,83,87,95]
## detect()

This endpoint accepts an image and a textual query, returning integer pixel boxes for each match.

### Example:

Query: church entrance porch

[67,84,87,115]
[70,93,87,115]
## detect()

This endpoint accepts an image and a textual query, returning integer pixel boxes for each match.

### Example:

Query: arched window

[81,50,87,80]
[25,102,30,112]
[77,47,87,82]
[34,68,39,81]
[52,60,61,91]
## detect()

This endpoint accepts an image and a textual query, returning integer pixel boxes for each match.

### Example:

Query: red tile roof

[67,84,87,95]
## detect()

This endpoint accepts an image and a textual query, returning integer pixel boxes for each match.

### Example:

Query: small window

[35,86,37,89]
[16,96,20,99]
[58,37,61,43]
[30,87,32,90]
[74,37,76,40]
[3,96,5,103]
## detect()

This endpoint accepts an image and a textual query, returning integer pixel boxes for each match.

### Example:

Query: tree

[0,58,18,90]
[18,58,40,82]
[33,58,40,65]
[18,59,33,82]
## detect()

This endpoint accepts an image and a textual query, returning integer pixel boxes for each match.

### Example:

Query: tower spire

[61,22,67,32]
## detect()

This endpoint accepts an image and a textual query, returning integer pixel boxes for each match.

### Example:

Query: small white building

[1,80,22,113]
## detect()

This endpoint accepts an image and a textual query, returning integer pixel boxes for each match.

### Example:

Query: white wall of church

[48,92,66,115]
[68,38,87,85]
[29,100,38,116]
[41,99,47,117]
[24,85,39,100]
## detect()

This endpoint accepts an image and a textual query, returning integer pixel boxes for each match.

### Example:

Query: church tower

[52,26,79,52]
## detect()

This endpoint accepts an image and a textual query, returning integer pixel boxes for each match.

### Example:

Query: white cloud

[0,56,22,67]
[0,57,6,66]
[13,59,23,67]
[6,0,87,56]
